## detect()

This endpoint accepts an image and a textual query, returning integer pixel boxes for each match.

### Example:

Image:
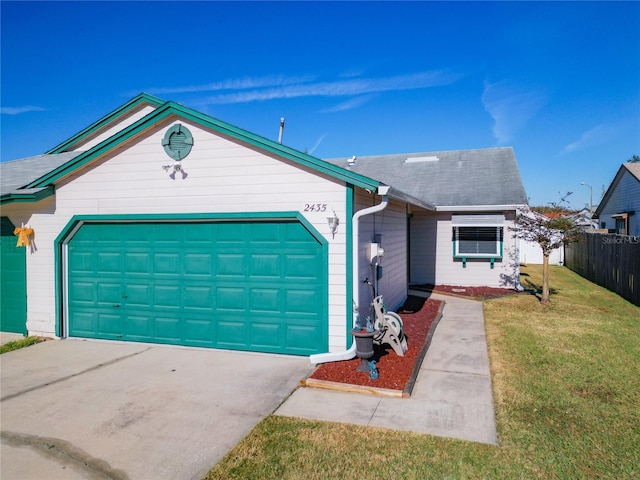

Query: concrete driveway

[0,339,313,480]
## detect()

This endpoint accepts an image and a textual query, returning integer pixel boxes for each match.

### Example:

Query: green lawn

[0,336,46,354]
[204,265,640,479]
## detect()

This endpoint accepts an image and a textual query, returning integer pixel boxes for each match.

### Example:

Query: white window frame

[452,214,505,259]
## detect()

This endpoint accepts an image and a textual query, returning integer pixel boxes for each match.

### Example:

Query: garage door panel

[250,322,281,348]
[216,287,246,310]
[286,325,320,353]
[69,281,96,303]
[126,315,153,340]
[97,283,122,305]
[217,254,245,276]
[249,288,280,313]
[125,284,151,307]
[98,312,123,336]
[217,319,248,346]
[250,254,280,277]
[69,251,95,273]
[184,253,212,275]
[125,253,150,274]
[153,285,181,307]
[97,252,121,273]
[184,318,212,342]
[154,316,181,341]
[184,286,213,309]
[67,220,327,355]
[154,253,180,274]
[69,311,95,335]
[285,254,321,279]
[285,289,320,315]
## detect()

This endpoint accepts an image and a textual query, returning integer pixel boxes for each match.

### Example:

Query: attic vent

[404,156,439,164]
[162,124,194,160]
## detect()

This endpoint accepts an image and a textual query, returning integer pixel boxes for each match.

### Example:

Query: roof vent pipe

[309,189,390,365]
[278,117,285,144]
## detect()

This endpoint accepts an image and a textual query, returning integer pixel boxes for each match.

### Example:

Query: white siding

[598,169,640,236]
[355,190,408,318]
[410,210,520,288]
[71,105,158,152]
[21,117,351,352]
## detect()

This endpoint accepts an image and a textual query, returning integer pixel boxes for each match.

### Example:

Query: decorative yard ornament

[14,226,34,247]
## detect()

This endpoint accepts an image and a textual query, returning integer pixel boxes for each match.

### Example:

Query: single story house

[593,162,640,236]
[0,94,527,360]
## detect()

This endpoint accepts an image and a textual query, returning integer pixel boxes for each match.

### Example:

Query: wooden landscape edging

[301,300,446,399]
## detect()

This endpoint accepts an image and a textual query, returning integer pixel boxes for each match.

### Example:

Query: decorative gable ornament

[162,123,193,160]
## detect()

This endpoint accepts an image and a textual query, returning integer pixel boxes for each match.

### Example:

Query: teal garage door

[67,221,327,355]
[1,217,27,335]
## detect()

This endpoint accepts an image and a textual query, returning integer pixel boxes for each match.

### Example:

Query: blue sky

[1,1,638,208]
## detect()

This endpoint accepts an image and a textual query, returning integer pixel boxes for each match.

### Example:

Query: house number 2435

[304,204,327,212]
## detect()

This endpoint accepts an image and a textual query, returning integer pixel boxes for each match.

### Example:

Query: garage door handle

[112,304,120,308]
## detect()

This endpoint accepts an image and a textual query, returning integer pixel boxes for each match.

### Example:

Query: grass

[0,336,46,354]
[203,265,640,479]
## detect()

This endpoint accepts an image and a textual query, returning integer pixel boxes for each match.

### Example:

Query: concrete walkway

[275,293,498,445]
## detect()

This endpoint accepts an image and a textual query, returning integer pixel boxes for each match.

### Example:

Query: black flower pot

[351,328,376,373]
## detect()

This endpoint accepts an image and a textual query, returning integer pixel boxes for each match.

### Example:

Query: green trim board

[29,98,381,193]
[47,93,165,154]
[55,212,329,351]
[345,185,354,349]
[0,186,55,205]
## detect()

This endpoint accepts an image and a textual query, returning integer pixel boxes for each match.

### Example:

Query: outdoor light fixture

[163,162,188,180]
[327,210,339,238]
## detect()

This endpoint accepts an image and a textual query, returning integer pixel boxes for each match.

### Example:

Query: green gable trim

[30,98,381,193]
[46,93,165,154]
[0,186,55,205]
[54,211,327,337]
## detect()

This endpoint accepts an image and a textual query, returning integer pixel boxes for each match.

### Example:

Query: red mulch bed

[309,297,443,391]
[413,284,519,299]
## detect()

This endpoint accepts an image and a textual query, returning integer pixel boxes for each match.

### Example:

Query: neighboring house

[593,163,640,236]
[0,94,528,358]
[571,207,598,230]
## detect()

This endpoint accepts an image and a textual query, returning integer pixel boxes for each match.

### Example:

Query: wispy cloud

[0,105,46,115]
[308,133,328,155]
[322,94,377,113]
[146,75,316,95]
[561,124,617,154]
[198,70,462,105]
[482,80,546,144]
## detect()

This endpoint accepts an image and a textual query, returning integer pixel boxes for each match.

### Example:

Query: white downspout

[309,186,390,365]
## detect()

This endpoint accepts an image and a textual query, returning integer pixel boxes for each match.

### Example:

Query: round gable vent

[162,124,193,160]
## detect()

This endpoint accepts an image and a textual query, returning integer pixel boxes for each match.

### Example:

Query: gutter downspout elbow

[309,189,390,365]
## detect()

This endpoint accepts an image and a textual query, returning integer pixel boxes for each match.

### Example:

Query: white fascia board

[435,204,524,212]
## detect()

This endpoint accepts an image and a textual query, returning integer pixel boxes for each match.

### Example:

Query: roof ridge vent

[404,155,439,164]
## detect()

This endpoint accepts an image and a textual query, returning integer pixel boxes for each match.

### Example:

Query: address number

[304,203,327,212]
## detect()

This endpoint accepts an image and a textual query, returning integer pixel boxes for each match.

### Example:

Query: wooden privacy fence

[565,232,640,307]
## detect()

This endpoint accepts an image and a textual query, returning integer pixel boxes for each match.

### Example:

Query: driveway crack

[0,347,153,402]
[1,430,130,480]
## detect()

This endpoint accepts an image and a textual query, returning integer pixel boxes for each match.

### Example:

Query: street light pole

[581,182,593,228]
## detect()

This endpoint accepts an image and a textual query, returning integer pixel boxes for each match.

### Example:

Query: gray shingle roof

[624,162,640,181]
[0,152,82,196]
[324,147,528,207]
